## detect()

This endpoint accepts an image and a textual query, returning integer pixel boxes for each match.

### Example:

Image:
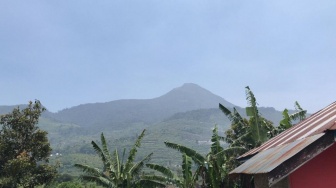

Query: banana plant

[161,126,245,188]
[220,86,276,150]
[205,126,246,188]
[75,129,164,188]
[278,101,307,134]
[141,153,198,188]
[245,86,268,144]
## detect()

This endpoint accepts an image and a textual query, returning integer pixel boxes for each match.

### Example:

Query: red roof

[238,101,336,159]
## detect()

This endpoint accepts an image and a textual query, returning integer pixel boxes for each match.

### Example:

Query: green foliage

[221,88,307,187]
[75,130,163,188]
[278,101,307,134]
[0,100,58,187]
[56,181,82,188]
[220,87,278,151]
[154,126,245,188]
[144,153,199,188]
[245,86,268,144]
[204,126,246,188]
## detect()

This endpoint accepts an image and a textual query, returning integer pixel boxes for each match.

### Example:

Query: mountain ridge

[43,83,234,129]
[0,83,287,132]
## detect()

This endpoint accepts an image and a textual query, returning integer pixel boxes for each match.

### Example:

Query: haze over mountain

[45,83,235,128]
[1,83,291,131]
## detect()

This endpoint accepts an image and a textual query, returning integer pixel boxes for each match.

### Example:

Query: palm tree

[74,129,164,188]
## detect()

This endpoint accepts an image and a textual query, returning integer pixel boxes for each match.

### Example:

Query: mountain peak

[181,83,202,88]
[170,83,212,93]
[159,83,234,109]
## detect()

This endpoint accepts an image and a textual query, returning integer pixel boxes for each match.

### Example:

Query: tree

[75,130,164,188]
[0,100,58,188]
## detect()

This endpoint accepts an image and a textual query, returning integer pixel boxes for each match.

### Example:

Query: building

[230,102,336,188]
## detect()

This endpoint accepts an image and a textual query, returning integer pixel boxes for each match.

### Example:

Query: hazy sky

[1,0,335,113]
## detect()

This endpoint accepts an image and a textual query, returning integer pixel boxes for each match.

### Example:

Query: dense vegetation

[0,101,58,187]
[0,86,306,187]
[72,87,305,187]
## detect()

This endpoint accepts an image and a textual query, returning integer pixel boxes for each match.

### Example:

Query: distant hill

[46,83,234,129]
[0,104,28,115]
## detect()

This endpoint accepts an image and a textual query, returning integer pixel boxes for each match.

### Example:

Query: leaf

[182,153,192,187]
[129,153,153,177]
[245,107,255,117]
[74,164,101,176]
[164,142,206,165]
[112,149,121,181]
[210,126,223,155]
[91,141,107,165]
[145,163,176,179]
[125,129,146,172]
[219,103,234,121]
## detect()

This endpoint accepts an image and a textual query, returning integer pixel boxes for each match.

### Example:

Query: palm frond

[290,110,307,121]
[112,149,121,180]
[280,109,291,129]
[121,148,126,165]
[245,86,258,112]
[182,153,193,187]
[101,133,109,155]
[232,108,245,125]
[129,153,153,177]
[230,131,251,148]
[134,129,146,147]
[219,103,234,121]
[74,164,102,176]
[294,101,303,111]
[164,141,205,165]
[125,129,146,172]
[91,141,107,164]
[210,126,223,155]
[191,165,204,186]
[146,163,176,179]
[214,147,247,158]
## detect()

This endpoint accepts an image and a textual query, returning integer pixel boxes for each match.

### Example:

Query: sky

[1,0,336,113]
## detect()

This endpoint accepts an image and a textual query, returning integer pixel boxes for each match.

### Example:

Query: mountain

[46,83,234,129]
[0,104,28,115]
[0,83,297,173]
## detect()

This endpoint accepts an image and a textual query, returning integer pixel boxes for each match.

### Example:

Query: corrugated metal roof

[230,133,325,174]
[238,101,336,159]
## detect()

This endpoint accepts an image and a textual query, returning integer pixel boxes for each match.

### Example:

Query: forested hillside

[1,84,293,179]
